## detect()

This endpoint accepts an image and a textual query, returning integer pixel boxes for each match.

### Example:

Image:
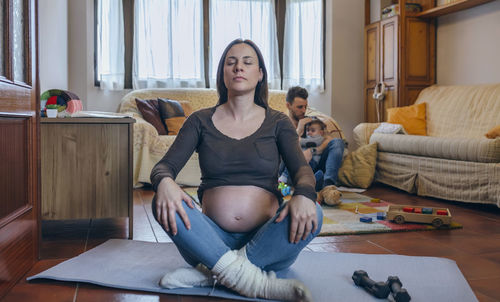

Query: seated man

[284,86,345,191]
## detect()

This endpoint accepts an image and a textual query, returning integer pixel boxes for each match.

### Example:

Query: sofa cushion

[415,84,500,138]
[159,98,194,117]
[370,133,500,163]
[387,103,427,135]
[158,99,187,135]
[135,98,167,135]
[338,143,378,188]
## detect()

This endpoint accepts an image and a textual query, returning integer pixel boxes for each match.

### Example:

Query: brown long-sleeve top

[150,105,316,204]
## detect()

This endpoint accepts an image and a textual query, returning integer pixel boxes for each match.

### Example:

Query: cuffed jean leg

[244,202,323,271]
[318,139,345,186]
[152,195,231,269]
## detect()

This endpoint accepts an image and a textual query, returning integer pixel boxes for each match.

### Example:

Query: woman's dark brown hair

[216,39,269,108]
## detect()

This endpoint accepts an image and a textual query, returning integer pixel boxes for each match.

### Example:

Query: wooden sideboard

[41,117,135,238]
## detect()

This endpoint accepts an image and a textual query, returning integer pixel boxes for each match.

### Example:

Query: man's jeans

[280,138,345,189]
[152,197,323,271]
[317,138,345,187]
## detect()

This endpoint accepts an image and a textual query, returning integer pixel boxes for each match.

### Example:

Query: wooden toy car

[386,205,452,228]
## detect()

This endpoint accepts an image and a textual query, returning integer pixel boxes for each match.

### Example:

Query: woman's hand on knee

[276,195,318,244]
[156,177,194,235]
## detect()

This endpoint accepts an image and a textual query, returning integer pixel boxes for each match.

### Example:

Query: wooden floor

[2,183,500,301]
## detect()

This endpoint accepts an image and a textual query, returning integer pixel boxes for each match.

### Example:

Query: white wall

[437,1,500,85]
[39,0,68,94]
[329,0,365,149]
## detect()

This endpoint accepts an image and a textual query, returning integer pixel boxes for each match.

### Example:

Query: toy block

[414,208,422,214]
[403,207,414,213]
[370,198,381,203]
[360,216,372,223]
[422,208,433,214]
[436,210,448,216]
[376,212,386,220]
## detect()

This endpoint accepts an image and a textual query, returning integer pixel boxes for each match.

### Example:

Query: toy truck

[386,205,452,228]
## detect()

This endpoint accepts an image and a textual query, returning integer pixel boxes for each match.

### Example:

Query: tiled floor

[3,183,500,301]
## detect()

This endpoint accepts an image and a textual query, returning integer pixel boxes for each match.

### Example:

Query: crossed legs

[152,196,323,300]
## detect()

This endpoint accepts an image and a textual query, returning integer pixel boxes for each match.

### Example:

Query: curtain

[283,0,324,92]
[209,0,280,89]
[97,0,124,90]
[133,0,204,89]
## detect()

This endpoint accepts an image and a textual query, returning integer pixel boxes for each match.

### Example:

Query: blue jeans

[152,196,323,272]
[280,139,345,189]
[317,139,345,187]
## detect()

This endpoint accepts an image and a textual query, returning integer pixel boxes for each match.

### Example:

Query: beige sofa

[119,88,344,187]
[354,84,500,207]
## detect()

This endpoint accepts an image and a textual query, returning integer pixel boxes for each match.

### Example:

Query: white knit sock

[212,247,312,301]
[159,263,214,289]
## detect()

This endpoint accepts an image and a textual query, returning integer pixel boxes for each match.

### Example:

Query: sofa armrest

[133,115,158,135]
[353,123,381,150]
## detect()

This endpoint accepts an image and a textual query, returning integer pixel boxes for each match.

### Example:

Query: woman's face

[223,43,263,95]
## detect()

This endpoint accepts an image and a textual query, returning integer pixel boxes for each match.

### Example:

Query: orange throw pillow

[485,125,500,139]
[158,99,188,135]
[387,103,427,135]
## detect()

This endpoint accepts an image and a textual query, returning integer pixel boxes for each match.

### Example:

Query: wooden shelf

[416,0,495,18]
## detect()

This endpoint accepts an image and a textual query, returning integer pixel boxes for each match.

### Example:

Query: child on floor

[279,119,328,191]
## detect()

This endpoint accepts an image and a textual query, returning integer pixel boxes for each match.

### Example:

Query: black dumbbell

[352,270,391,299]
[387,276,411,302]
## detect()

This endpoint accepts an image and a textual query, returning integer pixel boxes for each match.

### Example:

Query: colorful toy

[422,207,433,214]
[41,89,82,116]
[360,216,372,223]
[376,212,386,220]
[277,181,291,197]
[316,185,342,206]
[386,205,452,228]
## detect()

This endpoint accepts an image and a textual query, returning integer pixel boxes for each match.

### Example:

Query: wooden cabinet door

[379,16,399,117]
[364,16,399,122]
[401,17,436,107]
[0,0,39,298]
[380,16,398,88]
[364,22,379,122]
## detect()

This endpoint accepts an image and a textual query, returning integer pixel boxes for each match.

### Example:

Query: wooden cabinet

[364,0,493,123]
[41,118,135,238]
[364,0,435,122]
[364,16,400,122]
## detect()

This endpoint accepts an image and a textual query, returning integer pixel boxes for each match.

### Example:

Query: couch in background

[119,88,344,187]
[354,84,500,207]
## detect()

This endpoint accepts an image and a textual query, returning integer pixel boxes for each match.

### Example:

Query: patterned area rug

[183,188,462,236]
[317,192,462,236]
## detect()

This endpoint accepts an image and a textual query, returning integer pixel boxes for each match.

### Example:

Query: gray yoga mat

[28,239,477,302]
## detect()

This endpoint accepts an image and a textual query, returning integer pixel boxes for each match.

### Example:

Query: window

[133,0,204,88]
[96,0,124,90]
[283,0,323,91]
[95,0,324,91]
[209,0,280,89]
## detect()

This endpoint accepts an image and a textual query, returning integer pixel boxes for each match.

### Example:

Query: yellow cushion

[337,143,378,189]
[164,116,186,135]
[485,125,500,139]
[387,103,427,135]
[158,98,188,135]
